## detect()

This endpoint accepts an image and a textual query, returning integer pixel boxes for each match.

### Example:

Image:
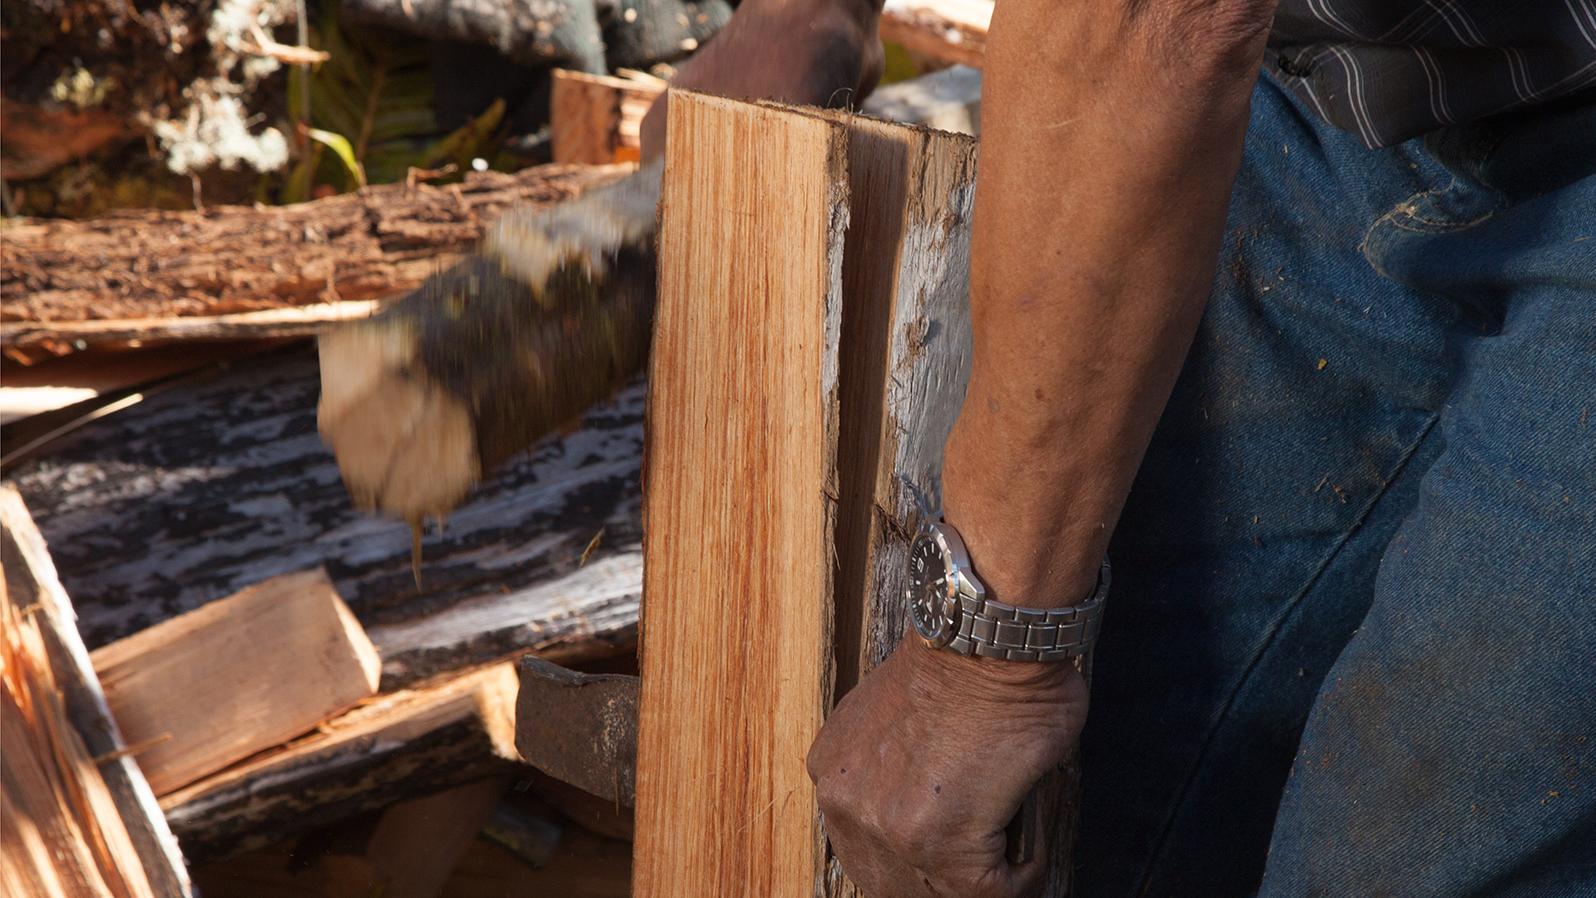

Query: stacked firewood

[2,161,646,896]
[0,15,989,886]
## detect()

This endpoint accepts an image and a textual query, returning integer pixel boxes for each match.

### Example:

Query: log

[550,69,667,165]
[340,0,607,70]
[6,343,644,690]
[310,83,985,528]
[161,664,521,861]
[860,64,982,135]
[634,91,851,897]
[0,341,262,426]
[90,568,382,796]
[316,162,661,524]
[879,0,992,69]
[0,485,192,898]
[1,303,383,355]
[0,164,631,353]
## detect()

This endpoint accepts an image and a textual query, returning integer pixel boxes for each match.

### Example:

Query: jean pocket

[1359,175,1507,281]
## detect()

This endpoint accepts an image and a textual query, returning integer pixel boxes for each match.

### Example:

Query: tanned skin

[644,1,1279,894]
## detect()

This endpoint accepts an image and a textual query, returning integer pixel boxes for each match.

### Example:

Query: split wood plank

[551,69,667,165]
[821,107,1085,897]
[1,163,629,355]
[0,341,268,426]
[1,303,383,354]
[162,663,520,861]
[7,345,642,689]
[90,568,381,796]
[634,91,851,898]
[0,485,192,898]
[637,96,1086,894]
[879,0,992,69]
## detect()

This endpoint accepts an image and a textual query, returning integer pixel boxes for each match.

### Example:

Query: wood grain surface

[634,91,850,898]
[91,568,381,796]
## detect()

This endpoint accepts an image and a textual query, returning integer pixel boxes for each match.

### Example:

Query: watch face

[908,528,955,646]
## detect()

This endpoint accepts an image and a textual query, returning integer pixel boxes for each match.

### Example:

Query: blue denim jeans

[1075,74,1596,897]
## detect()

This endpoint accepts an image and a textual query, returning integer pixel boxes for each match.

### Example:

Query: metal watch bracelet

[946,559,1111,661]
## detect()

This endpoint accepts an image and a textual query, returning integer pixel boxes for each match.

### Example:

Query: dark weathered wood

[6,343,643,690]
[1,164,630,351]
[515,658,639,806]
[818,112,1083,897]
[162,665,521,862]
[340,0,606,70]
[0,485,193,897]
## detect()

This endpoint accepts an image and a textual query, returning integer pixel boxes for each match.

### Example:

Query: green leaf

[307,127,367,189]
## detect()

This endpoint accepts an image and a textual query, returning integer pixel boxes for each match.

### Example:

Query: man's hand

[811,0,1277,891]
[639,0,883,158]
[808,638,1088,898]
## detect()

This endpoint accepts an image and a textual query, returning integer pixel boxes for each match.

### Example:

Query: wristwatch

[906,520,1109,661]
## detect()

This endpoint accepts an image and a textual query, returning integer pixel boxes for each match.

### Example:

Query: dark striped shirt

[1269,0,1596,147]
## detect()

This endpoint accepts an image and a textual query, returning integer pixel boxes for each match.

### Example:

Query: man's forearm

[944,1,1277,607]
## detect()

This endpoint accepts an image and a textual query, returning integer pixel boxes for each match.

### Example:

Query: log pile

[1,164,650,888]
[1,73,1001,894]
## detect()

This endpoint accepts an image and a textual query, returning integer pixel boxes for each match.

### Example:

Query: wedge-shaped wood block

[92,568,382,796]
[2,484,192,898]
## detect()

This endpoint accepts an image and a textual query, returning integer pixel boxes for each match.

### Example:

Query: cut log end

[318,323,482,523]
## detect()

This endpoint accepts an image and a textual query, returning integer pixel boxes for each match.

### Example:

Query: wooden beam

[1,164,630,355]
[634,91,850,897]
[878,0,992,69]
[161,664,520,861]
[0,485,192,898]
[550,69,667,165]
[90,568,381,797]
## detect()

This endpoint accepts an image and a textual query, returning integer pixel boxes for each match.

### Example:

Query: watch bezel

[907,521,986,648]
